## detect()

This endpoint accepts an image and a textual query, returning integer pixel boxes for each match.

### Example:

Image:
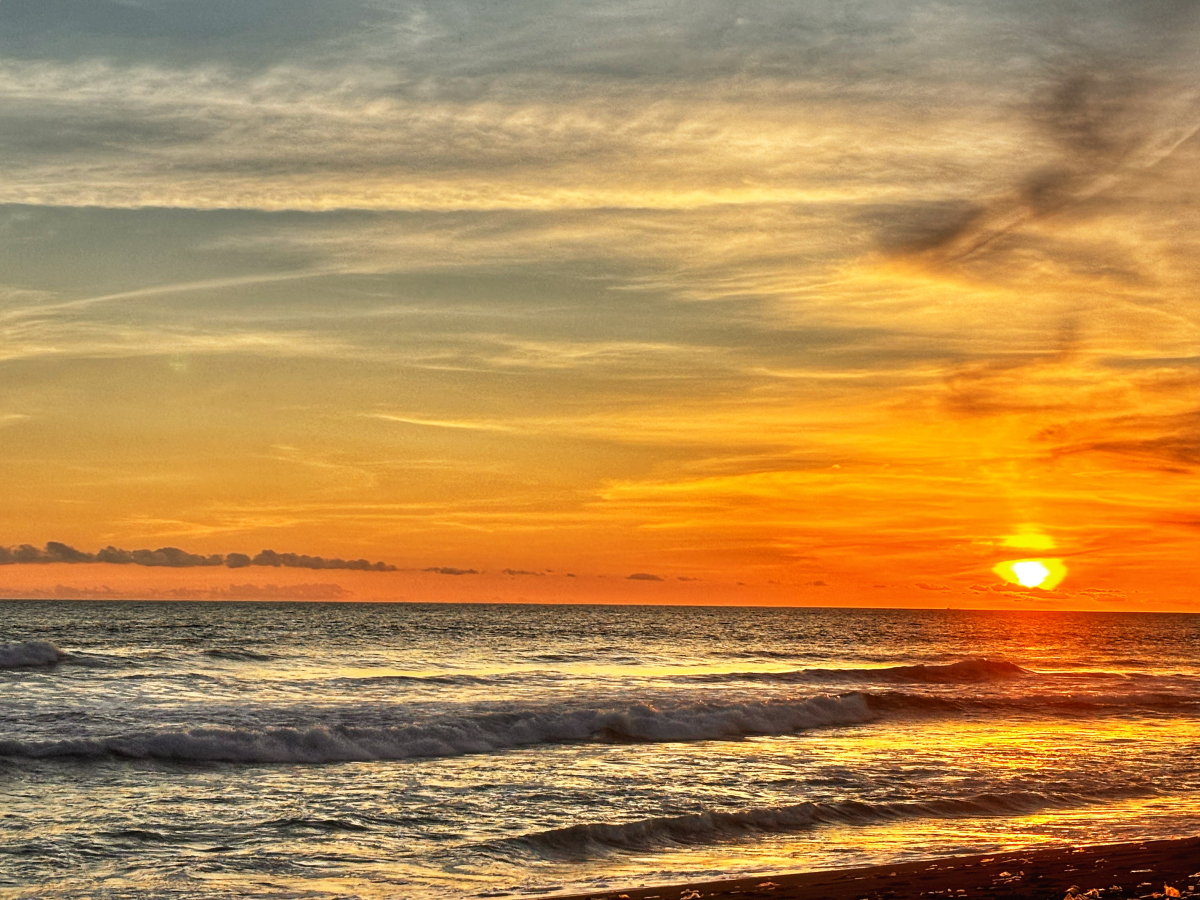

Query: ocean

[3,601,1200,899]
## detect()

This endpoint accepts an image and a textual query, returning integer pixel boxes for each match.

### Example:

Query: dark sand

[550,837,1200,900]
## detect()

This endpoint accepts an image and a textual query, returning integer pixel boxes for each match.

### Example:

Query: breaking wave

[0,693,875,764]
[0,640,65,668]
[4,678,1198,766]
[508,789,1152,859]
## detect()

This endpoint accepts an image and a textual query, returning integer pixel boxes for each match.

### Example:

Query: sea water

[3,601,1200,899]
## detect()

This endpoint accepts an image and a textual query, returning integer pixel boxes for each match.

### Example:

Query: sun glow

[1002,527,1057,551]
[993,558,1068,590]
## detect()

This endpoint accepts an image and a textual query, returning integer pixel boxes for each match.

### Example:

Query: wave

[266,816,372,832]
[862,689,1200,717]
[508,789,1151,859]
[809,658,1030,683]
[684,658,1031,685]
[203,648,273,662]
[0,640,65,668]
[0,693,875,764]
[327,673,503,688]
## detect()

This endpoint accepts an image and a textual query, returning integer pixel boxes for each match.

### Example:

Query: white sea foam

[0,640,65,668]
[0,693,874,763]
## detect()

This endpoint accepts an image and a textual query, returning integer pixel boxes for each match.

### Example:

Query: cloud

[11,4,1174,215]
[1039,404,1200,472]
[45,584,127,599]
[501,568,543,576]
[627,572,663,581]
[46,541,98,563]
[250,549,394,571]
[95,546,224,567]
[916,582,951,591]
[423,566,478,575]
[971,582,1067,599]
[0,542,395,571]
[1059,432,1200,470]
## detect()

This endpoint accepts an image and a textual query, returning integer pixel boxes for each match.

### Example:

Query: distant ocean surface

[4,602,1200,899]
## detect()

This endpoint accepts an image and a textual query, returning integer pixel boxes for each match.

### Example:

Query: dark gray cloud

[501,568,542,576]
[627,572,663,581]
[423,566,478,575]
[250,549,394,571]
[95,546,224,567]
[0,542,395,571]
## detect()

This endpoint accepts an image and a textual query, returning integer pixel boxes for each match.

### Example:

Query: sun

[993,558,1068,590]
[1011,560,1050,587]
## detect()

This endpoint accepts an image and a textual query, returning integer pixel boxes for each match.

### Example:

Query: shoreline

[548,837,1200,900]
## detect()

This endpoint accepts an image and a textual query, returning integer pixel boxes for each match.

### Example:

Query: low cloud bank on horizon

[0,542,396,572]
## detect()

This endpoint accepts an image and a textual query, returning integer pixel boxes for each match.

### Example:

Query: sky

[1,0,1198,609]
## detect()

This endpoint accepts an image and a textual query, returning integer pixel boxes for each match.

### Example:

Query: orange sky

[1,2,1198,609]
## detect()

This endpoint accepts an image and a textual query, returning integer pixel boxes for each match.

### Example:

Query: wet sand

[550,837,1200,900]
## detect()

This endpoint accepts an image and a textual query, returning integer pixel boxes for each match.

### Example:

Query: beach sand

[551,837,1200,900]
